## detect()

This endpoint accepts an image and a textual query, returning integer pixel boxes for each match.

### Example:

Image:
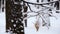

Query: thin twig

[27,3,34,12]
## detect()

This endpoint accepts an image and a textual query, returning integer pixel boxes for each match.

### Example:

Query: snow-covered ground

[24,13,60,34]
[0,11,60,34]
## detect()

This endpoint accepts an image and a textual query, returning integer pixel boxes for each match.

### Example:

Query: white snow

[0,0,60,34]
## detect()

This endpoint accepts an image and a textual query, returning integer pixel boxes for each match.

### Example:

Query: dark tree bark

[0,0,1,9]
[54,1,59,10]
[6,0,27,34]
[23,4,28,27]
[41,0,44,2]
[47,0,50,2]
[37,0,39,3]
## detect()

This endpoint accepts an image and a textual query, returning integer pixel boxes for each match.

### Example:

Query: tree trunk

[6,0,27,34]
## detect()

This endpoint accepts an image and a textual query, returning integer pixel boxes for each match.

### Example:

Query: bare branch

[27,4,34,12]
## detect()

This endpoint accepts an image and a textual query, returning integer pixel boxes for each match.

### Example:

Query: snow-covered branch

[23,0,59,5]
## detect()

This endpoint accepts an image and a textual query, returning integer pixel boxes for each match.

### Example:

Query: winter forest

[0,0,60,34]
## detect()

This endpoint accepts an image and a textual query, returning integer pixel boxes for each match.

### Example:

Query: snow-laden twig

[39,15,47,24]
[23,0,59,5]
[27,14,38,18]
[39,14,50,29]
[48,12,57,19]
